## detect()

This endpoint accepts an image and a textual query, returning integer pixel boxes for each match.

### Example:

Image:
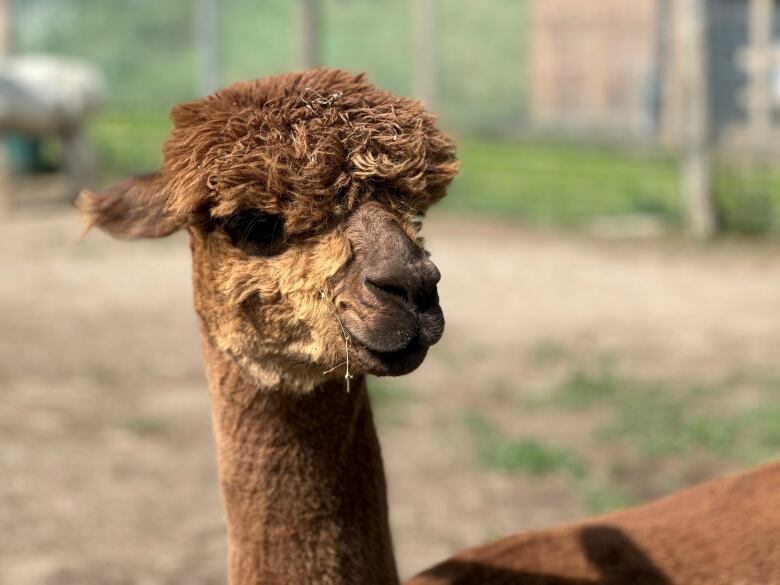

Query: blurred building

[528,0,780,155]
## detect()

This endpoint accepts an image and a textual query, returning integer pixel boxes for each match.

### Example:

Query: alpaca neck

[202,342,399,585]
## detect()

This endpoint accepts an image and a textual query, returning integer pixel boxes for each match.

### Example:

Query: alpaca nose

[364,247,441,311]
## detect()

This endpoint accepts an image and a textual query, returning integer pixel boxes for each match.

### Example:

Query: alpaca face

[78,69,458,391]
[188,199,444,391]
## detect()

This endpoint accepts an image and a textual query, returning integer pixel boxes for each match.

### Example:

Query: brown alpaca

[80,68,455,585]
[80,69,780,585]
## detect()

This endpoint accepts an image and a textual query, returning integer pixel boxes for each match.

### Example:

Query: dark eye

[221,210,286,256]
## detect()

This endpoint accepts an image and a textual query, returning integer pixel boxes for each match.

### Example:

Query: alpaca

[80,69,780,585]
[80,68,456,585]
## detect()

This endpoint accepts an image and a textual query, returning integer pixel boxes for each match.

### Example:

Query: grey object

[0,55,105,210]
[0,55,104,134]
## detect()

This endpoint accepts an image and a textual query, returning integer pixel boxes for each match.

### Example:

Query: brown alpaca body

[407,460,780,584]
[80,69,780,584]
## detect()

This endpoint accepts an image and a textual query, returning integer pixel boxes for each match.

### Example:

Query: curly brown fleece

[161,68,458,234]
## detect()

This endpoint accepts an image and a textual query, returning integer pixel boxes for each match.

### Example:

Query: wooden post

[194,0,221,96]
[677,0,716,239]
[411,0,439,108]
[297,0,321,69]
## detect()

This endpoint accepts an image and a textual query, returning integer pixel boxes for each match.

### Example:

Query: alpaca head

[79,69,459,392]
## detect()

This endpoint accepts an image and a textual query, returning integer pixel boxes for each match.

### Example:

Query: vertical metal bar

[195,0,222,96]
[411,0,439,108]
[297,0,321,69]
[747,0,774,144]
[678,0,716,238]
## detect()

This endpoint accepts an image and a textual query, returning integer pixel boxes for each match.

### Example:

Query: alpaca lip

[346,320,437,355]
[345,329,431,375]
[360,338,424,358]
[359,339,429,376]
[346,329,413,355]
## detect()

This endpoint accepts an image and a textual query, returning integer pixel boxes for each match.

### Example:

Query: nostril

[365,277,410,303]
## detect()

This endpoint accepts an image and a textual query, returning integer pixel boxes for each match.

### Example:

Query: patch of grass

[595,383,692,458]
[528,340,571,365]
[715,165,780,235]
[464,362,780,515]
[442,139,780,234]
[722,405,780,464]
[755,406,780,447]
[367,377,415,427]
[542,364,702,457]
[553,365,623,410]
[547,364,780,463]
[505,360,780,514]
[596,384,780,462]
[88,109,171,173]
[122,416,167,437]
[580,481,636,515]
[683,416,741,456]
[466,413,586,478]
[443,139,682,226]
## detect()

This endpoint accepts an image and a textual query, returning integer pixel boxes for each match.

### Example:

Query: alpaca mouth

[336,297,445,376]
[347,331,431,376]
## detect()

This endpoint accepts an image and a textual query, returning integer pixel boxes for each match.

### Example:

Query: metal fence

[12,0,526,134]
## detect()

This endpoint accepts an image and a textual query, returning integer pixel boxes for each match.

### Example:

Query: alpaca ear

[76,172,185,239]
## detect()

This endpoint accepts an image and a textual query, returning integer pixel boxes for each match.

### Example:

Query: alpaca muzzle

[336,205,445,375]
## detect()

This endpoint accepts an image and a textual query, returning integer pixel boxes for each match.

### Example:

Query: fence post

[677,0,716,239]
[194,0,221,96]
[0,0,11,56]
[745,0,774,147]
[297,0,321,69]
[0,0,11,217]
[411,0,439,108]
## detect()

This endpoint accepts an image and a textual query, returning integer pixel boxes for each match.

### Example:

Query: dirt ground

[3,207,780,584]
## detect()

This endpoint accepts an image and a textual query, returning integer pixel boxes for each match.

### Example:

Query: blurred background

[2,0,780,583]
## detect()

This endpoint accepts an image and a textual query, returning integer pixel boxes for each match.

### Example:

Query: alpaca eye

[221,210,286,256]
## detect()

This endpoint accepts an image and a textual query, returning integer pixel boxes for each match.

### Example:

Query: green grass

[466,413,585,478]
[485,353,780,513]
[715,165,780,234]
[444,139,780,233]
[88,110,171,173]
[579,482,636,515]
[463,409,647,515]
[443,139,682,226]
[552,364,623,410]
[545,364,780,463]
[528,340,572,365]
[122,416,168,437]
